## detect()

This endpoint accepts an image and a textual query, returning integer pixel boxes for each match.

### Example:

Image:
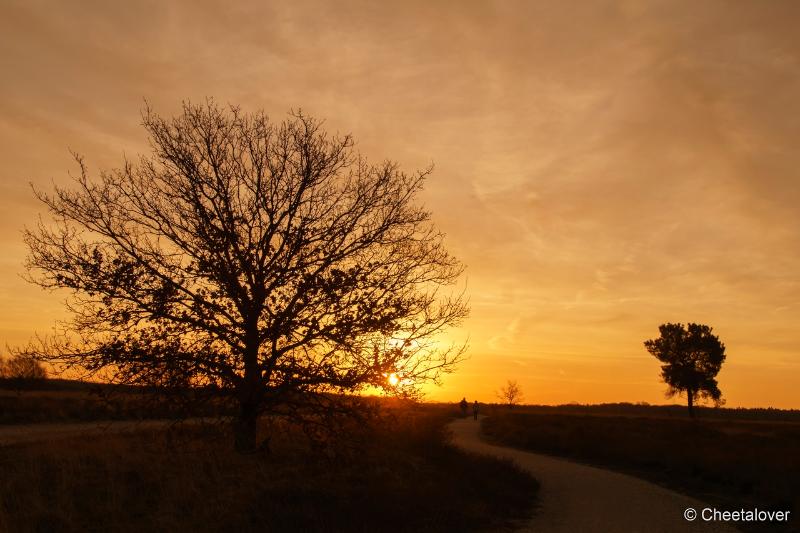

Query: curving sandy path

[449,417,741,533]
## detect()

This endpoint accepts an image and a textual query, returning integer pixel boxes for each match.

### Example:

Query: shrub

[2,355,47,380]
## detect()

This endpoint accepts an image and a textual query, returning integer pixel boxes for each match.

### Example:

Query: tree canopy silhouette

[644,322,726,417]
[21,101,468,451]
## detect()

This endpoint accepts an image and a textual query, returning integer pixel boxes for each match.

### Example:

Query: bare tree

[20,101,468,451]
[497,380,523,409]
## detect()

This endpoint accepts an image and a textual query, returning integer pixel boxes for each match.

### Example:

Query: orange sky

[1,1,799,408]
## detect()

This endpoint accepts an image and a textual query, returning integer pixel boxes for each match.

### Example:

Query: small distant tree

[644,323,726,418]
[3,354,47,379]
[497,380,523,409]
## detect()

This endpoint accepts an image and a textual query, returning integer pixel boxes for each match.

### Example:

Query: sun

[387,373,400,387]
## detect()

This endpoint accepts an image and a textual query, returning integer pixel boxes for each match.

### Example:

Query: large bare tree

[21,101,468,451]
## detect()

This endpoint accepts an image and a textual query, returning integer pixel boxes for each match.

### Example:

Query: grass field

[0,400,538,533]
[482,406,800,533]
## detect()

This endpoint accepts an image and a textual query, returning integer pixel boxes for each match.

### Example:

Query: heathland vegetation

[0,396,537,532]
[0,379,216,424]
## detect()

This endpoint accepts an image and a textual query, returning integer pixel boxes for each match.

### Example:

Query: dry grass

[0,407,538,533]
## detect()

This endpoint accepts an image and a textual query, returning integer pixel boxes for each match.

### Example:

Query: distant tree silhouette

[19,101,468,452]
[1,354,47,379]
[644,323,726,418]
[497,380,523,409]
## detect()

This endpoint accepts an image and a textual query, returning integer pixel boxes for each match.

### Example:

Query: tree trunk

[687,389,695,418]
[236,330,261,453]
[235,334,262,453]
[234,398,258,453]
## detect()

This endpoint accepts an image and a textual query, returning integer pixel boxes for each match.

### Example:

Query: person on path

[473,400,479,420]
[459,397,468,417]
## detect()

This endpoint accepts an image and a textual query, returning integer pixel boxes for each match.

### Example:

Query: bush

[1,354,47,380]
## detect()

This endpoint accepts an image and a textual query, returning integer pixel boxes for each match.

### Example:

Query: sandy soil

[449,417,741,533]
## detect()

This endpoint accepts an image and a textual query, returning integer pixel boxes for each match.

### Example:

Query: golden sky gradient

[1,1,799,407]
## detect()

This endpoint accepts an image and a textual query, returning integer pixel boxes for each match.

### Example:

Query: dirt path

[449,417,740,533]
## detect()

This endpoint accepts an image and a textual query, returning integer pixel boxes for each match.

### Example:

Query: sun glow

[387,373,400,387]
